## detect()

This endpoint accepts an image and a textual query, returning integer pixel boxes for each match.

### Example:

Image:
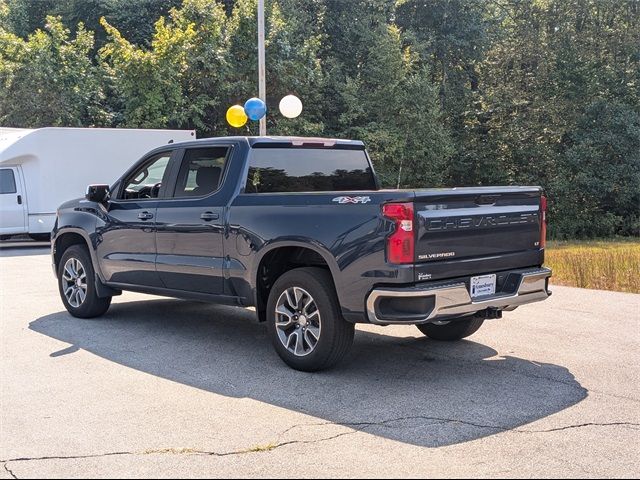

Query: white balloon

[279,94,303,119]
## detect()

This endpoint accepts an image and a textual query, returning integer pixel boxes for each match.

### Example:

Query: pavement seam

[2,420,637,467]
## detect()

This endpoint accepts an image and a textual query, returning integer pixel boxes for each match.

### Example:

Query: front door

[96,150,175,287]
[0,167,26,235]
[155,146,230,295]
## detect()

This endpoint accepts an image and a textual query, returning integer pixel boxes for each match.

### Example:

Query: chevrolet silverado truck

[52,136,551,371]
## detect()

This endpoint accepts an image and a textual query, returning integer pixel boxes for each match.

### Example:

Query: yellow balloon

[226,105,247,128]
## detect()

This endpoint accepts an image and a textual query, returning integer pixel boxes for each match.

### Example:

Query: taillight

[382,202,414,264]
[540,195,547,249]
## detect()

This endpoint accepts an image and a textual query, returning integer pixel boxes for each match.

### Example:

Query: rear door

[0,167,27,235]
[413,187,544,281]
[154,146,231,295]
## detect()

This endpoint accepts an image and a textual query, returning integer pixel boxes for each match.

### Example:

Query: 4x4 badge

[332,196,371,204]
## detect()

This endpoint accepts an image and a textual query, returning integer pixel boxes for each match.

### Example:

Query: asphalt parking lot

[1,245,639,478]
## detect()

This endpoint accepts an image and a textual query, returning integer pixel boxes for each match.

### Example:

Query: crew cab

[52,136,551,371]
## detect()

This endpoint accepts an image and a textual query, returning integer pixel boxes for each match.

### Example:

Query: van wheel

[416,315,485,341]
[266,267,354,372]
[58,245,111,318]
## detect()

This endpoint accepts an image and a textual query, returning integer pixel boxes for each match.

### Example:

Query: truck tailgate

[413,187,544,282]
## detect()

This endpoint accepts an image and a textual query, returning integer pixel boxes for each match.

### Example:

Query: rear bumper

[366,266,552,325]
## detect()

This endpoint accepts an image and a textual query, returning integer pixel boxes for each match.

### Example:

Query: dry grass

[545,240,640,293]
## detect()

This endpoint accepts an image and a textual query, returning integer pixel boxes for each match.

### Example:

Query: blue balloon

[244,97,267,121]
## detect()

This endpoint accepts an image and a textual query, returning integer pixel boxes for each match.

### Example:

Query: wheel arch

[253,241,340,322]
[52,228,102,280]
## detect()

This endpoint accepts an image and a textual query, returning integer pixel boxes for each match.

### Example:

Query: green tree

[553,100,640,238]
[2,0,181,48]
[99,14,195,128]
[2,0,56,38]
[0,15,108,127]
[322,0,452,187]
[99,0,324,136]
[222,0,325,136]
[0,0,638,239]
[472,0,640,237]
[396,0,493,185]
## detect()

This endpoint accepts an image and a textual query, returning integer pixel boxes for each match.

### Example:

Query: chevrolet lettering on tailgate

[425,212,539,231]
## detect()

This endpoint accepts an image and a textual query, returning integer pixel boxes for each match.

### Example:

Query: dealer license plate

[470,274,496,298]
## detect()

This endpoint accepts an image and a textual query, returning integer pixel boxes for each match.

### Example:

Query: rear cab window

[172,147,229,198]
[245,147,376,193]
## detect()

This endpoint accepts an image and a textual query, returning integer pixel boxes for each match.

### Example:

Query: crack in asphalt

[529,422,640,433]
[279,417,640,437]
[0,431,358,469]
[2,462,17,479]
[2,419,638,470]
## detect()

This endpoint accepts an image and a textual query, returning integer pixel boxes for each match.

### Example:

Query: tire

[416,315,485,341]
[266,267,354,372]
[57,245,111,318]
[29,233,51,242]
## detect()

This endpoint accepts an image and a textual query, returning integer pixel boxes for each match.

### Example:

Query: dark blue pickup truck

[52,136,551,371]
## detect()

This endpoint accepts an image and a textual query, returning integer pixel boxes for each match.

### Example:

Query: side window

[119,152,172,200]
[172,147,229,198]
[0,169,17,194]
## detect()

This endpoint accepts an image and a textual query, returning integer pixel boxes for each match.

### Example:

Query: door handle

[200,211,219,221]
[17,195,22,205]
[138,211,154,220]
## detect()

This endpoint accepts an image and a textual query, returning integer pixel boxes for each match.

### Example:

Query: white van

[0,127,195,240]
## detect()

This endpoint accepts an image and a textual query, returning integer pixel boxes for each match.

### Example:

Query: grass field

[545,240,640,293]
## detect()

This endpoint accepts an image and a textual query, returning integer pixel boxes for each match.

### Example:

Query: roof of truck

[247,136,364,147]
[0,128,35,154]
[171,136,366,149]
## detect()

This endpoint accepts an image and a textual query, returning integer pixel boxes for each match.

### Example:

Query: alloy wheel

[61,257,87,308]
[274,286,322,357]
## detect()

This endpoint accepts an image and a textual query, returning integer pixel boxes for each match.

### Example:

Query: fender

[53,215,106,283]
[53,226,122,298]
[250,238,342,308]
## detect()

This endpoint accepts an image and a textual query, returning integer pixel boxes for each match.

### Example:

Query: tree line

[0,0,638,238]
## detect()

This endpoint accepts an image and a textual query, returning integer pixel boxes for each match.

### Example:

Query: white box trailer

[0,127,195,240]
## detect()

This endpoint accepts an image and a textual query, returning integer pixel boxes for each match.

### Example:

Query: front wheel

[416,315,485,341]
[266,267,354,372]
[58,245,111,318]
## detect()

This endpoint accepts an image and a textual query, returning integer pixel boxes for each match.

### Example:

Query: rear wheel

[416,315,485,341]
[266,267,354,372]
[57,245,111,318]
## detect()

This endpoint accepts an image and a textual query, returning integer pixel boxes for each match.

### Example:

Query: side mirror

[86,184,110,203]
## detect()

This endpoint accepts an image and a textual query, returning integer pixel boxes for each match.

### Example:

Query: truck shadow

[30,298,587,448]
